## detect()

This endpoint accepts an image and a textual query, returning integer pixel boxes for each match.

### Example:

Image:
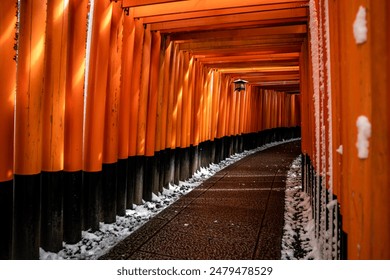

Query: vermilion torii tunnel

[0,0,389,260]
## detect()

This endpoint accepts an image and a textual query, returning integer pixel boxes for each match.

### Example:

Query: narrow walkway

[100,141,301,260]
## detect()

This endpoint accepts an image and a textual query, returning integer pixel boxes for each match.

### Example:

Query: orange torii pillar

[40,0,68,253]
[83,0,112,231]
[165,43,179,185]
[135,23,151,203]
[160,38,176,186]
[179,51,191,180]
[189,58,201,175]
[0,1,17,260]
[144,30,161,196]
[127,18,144,206]
[154,36,167,192]
[63,0,89,244]
[189,60,202,173]
[118,10,135,213]
[102,2,122,224]
[13,0,46,260]
[172,48,183,185]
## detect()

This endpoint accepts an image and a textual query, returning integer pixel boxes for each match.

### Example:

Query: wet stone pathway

[100,141,301,260]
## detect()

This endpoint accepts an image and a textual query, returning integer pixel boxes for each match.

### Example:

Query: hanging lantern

[233,79,248,92]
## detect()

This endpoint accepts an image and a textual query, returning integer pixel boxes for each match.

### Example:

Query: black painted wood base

[127,157,136,209]
[102,163,117,223]
[167,149,175,185]
[41,171,64,253]
[174,148,180,185]
[117,159,127,216]
[134,156,144,205]
[179,147,190,181]
[143,156,153,201]
[190,145,199,176]
[63,171,82,244]
[0,180,12,259]
[12,174,41,259]
[82,171,102,231]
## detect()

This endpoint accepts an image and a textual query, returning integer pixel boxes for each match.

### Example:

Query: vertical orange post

[159,40,172,152]
[369,0,390,259]
[83,0,112,231]
[146,31,161,157]
[145,30,161,195]
[132,23,151,204]
[118,10,135,211]
[13,0,47,260]
[0,0,17,260]
[40,0,69,253]
[137,25,151,157]
[128,18,144,157]
[63,0,89,244]
[102,2,123,223]
[118,11,134,161]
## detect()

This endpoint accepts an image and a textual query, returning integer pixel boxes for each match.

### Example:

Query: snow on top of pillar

[353,6,368,45]
[356,115,371,159]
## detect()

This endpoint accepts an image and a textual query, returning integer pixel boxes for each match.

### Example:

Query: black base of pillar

[127,157,136,209]
[117,159,127,216]
[0,180,13,259]
[134,156,145,205]
[63,171,82,244]
[143,156,154,201]
[82,171,102,232]
[174,148,181,185]
[214,138,222,164]
[160,149,168,189]
[102,163,117,224]
[210,140,216,164]
[151,152,161,194]
[179,147,190,181]
[190,145,199,176]
[12,174,41,259]
[41,171,64,253]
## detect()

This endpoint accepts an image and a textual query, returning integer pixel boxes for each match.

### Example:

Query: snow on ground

[281,155,321,260]
[40,138,300,260]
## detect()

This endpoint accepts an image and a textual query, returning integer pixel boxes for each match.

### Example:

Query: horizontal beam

[179,37,304,52]
[142,1,308,24]
[203,60,299,69]
[191,44,303,56]
[122,0,187,8]
[130,0,309,18]
[150,7,308,32]
[197,52,300,63]
[170,25,307,42]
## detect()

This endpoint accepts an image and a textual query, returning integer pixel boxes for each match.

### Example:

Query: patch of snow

[353,6,368,45]
[40,138,300,260]
[281,155,321,260]
[356,115,371,159]
[336,145,343,155]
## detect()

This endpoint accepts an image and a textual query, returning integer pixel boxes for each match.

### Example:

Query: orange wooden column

[83,0,112,231]
[0,0,17,260]
[118,10,136,210]
[127,17,143,205]
[133,23,151,203]
[40,0,69,253]
[13,0,47,260]
[159,39,174,186]
[336,0,372,260]
[63,0,89,244]
[102,2,123,223]
[145,30,161,196]
[369,0,390,259]
[179,51,191,178]
[128,18,144,158]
